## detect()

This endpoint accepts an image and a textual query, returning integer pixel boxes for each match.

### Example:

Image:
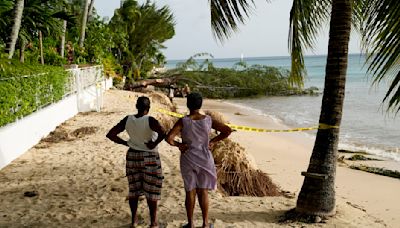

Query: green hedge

[0,59,69,127]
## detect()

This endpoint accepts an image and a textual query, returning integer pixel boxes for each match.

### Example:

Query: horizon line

[166,52,365,62]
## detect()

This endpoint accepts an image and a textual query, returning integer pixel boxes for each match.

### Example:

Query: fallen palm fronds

[148,91,178,131]
[347,154,381,161]
[212,132,281,197]
[41,126,72,143]
[71,127,98,138]
[338,149,368,155]
[39,125,98,146]
[204,110,229,124]
[148,91,175,111]
[350,165,400,179]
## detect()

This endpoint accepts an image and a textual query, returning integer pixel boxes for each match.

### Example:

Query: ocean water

[166,55,400,161]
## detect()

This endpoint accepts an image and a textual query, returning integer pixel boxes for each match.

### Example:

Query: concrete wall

[0,77,113,169]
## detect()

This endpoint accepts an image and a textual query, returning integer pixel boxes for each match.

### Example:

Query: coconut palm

[0,0,71,63]
[110,0,175,85]
[7,0,24,59]
[79,0,90,48]
[209,0,399,217]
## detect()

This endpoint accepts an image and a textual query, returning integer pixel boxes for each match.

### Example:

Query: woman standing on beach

[166,93,232,228]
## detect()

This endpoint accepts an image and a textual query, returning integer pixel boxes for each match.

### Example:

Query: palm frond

[288,0,331,88]
[361,0,400,112]
[209,0,258,41]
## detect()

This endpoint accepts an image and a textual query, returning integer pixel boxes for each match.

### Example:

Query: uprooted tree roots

[212,137,282,197]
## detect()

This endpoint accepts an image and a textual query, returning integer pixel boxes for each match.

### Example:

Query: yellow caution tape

[157,108,338,132]
[157,108,184,118]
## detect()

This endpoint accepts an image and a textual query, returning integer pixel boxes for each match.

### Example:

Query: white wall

[0,95,78,169]
[0,77,113,170]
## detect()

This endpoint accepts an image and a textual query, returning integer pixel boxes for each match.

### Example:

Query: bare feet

[182,223,194,228]
[150,222,159,228]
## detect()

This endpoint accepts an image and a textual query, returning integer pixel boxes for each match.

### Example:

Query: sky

[95,0,362,60]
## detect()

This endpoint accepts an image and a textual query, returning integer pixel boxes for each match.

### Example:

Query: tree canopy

[0,0,175,81]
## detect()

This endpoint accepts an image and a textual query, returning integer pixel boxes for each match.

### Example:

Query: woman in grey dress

[166,93,232,228]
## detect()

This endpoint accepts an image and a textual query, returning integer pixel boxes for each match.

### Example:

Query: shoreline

[223,98,400,170]
[177,97,400,227]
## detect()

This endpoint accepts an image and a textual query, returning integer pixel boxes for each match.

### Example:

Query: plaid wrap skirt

[126,148,163,201]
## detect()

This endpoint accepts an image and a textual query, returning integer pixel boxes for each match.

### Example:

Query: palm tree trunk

[7,0,24,59]
[88,0,95,19]
[295,0,352,216]
[19,39,25,63]
[60,20,67,58]
[79,0,90,48]
[39,31,44,65]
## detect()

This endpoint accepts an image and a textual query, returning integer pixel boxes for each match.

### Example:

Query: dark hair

[136,96,150,111]
[187,92,203,111]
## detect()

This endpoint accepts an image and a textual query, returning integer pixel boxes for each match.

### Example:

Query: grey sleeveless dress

[180,115,217,191]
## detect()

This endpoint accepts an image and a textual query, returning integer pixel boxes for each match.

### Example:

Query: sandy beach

[0,89,398,227]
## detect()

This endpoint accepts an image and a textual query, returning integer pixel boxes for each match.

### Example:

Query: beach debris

[347,154,381,161]
[338,149,368,155]
[41,126,72,143]
[148,91,175,110]
[24,190,38,197]
[71,126,98,138]
[205,110,229,124]
[149,92,178,131]
[346,201,366,212]
[349,165,400,179]
[211,132,281,197]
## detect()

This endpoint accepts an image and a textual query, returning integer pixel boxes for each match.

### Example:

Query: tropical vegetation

[0,59,69,127]
[0,0,175,84]
[168,54,311,99]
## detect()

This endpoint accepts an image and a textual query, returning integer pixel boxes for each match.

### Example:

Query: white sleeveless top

[125,115,158,152]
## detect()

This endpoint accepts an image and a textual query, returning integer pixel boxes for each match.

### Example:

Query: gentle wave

[226,100,400,162]
[223,101,284,125]
[339,143,400,162]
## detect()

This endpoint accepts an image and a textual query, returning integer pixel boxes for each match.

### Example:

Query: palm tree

[295,0,352,215]
[7,0,24,59]
[209,0,399,217]
[61,19,67,58]
[13,0,70,63]
[110,0,175,85]
[79,0,90,48]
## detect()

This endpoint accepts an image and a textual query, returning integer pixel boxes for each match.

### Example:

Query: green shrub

[0,59,69,127]
[44,48,67,66]
[171,64,295,99]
